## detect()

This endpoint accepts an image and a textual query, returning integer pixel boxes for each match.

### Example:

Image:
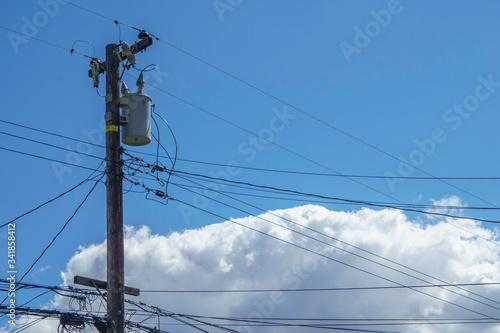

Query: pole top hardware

[88,59,105,88]
[87,30,153,88]
[136,72,145,94]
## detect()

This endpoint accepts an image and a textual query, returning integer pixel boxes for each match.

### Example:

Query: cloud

[7,204,500,332]
[427,195,467,221]
[33,266,52,275]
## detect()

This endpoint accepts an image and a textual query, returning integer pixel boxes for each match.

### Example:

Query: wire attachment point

[155,190,165,198]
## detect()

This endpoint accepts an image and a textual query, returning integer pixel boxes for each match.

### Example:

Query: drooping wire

[114,20,122,43]
[70,40,96,58]
[134,64,157,72]
[152,108,178,198]
[95,87,104,98]
[150,115,165,188]
[0,25,93,59]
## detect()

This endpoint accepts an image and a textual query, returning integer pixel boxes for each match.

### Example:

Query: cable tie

[152,165,165,172]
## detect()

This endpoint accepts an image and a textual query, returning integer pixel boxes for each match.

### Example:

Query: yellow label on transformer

[105,125,119,132]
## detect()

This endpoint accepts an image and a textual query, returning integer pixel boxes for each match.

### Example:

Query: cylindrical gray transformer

[121,93,152,146]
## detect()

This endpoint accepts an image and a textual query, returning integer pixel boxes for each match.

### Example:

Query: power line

[0,130,104,161]
[166,174,500,310]
[126,299,390,333]
[171,181,497,211]
[0,305,165,333]
[140,282,500,293]
[50,3,500,209]
[0,146,103,173]
[126,72,420,206]
[127,72,500,230]
[169,197,500,322]
[169,158,500,180]
[6,280,500,331]
[131,158,500,248]
[169,173,500,248]
[162,169,500,224]
[4,118,500,181]
[173,171,497,211]
[0,118,106,149]
[170,180,500,312]
[127,160,499,255]
[2,16,500,332]
[0,173,104,307]
[0,25,92,59]
[177,313,500,329]
[0,165,104,229]
[2,19,499,216]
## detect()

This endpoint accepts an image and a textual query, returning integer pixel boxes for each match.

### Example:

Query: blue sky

[3,1,500,332]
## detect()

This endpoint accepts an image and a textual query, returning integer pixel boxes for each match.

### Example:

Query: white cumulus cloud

[6,204,500,333]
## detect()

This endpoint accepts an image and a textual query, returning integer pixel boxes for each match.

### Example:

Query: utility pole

[77,33,153,333]
[105,43,124,333]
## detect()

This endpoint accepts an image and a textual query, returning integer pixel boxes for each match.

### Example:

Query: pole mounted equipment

[87,30,153,88]
[89,59,105,88]
[120,71,152,146]
[121,42,136,66]
[132,30,153,54]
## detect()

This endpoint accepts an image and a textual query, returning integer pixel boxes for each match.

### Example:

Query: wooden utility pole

[105,43,124,333]
[78,34,152,332]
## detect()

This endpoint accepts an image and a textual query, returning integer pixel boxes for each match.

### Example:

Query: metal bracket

[119,115,128,125]
[105,93,113,103]
[104,112,112,121]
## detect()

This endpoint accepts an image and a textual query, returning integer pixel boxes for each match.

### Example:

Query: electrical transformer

[120,73,152,146]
